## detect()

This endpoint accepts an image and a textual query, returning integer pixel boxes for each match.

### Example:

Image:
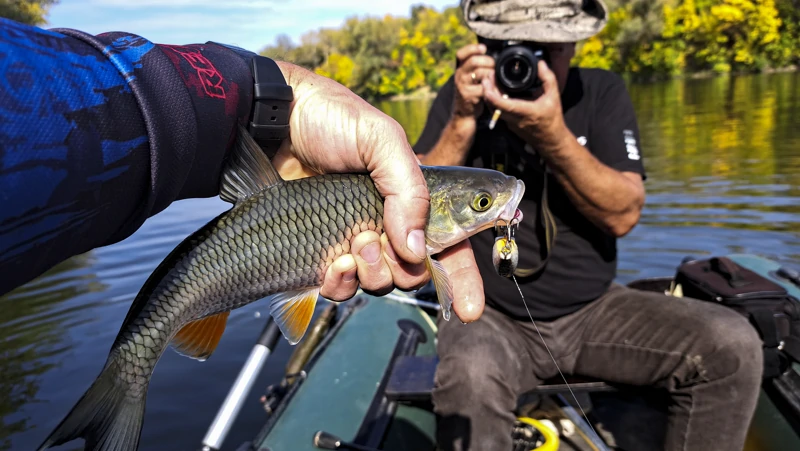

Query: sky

[45,0,459,53]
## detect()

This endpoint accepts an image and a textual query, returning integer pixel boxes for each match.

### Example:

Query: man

[414,1,764,450]
[0,17,484,319]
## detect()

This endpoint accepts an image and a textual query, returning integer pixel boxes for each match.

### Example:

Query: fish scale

[38,127,525,451]
[111,174,382,402]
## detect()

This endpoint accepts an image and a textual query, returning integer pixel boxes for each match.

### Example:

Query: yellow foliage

[261,1,798,99]
[314,53,356,88]
[0,0,58,25]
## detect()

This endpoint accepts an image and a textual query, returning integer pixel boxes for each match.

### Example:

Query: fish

[38,125,525,451]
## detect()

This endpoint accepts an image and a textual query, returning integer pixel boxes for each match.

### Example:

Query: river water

[2,72,800,450]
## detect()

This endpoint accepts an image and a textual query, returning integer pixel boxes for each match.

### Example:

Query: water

[2,71,800,450]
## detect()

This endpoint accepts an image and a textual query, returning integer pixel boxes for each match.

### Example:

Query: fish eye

[472,191,493,212]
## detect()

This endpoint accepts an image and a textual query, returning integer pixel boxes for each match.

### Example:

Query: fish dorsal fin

[269,288,320,345]
[426,256,453,321]
[171,311,230,361]
[219,125,283,203]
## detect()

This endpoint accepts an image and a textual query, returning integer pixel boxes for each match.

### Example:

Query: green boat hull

[245,254,800,451]
[254,296,439,451]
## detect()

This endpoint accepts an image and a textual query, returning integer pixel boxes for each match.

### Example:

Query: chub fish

[38,126,525,451]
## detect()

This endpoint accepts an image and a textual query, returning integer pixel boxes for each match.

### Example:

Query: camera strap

[479,119,557,279]
[512,158,557,279]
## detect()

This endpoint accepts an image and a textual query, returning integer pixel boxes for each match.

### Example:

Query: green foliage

[263,1,799,98]
[0,0,59,26]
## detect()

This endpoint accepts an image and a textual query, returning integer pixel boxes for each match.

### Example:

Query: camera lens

[501,56,532,85]
[495,45,543,94]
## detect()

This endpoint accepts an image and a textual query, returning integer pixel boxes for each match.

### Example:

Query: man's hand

[416,44,490,168]
[453,43,494,120]
[482,59,645,237]
[272,61,485,322]
[481,60,571,155]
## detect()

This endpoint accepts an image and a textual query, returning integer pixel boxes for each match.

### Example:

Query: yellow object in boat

[517,417,560,451]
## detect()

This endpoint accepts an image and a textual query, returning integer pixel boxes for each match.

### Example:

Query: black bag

[674,256,800,379]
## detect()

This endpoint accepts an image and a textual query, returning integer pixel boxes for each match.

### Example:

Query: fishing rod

[201,317,282,451]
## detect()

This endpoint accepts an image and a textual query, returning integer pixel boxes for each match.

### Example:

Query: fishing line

[510,274,603,444]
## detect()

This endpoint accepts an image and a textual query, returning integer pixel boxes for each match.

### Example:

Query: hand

[453,43,495,120]
[271,62,486,322]
[482,60,571,157]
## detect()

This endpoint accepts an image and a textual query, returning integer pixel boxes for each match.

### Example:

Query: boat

[200,254,800,451]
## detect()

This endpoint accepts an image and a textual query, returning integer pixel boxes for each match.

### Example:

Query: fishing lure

[492,218,519,278]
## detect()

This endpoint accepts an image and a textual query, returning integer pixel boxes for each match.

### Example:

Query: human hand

[271,62,486,322]
[482,60,571,156]
[453,43,495,120]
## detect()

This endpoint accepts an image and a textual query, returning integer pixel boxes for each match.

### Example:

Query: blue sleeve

[0,18,256,296]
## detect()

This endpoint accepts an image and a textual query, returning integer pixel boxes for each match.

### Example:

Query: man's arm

[0,19,259,294]
[482,64,645,237]
[417,117,476,166]
[539,131,645,237]
[414,44,494,166]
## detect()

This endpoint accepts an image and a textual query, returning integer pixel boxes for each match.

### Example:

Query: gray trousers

[432,284,764,451]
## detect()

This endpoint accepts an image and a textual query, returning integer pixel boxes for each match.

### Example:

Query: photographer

[414,1,763,450]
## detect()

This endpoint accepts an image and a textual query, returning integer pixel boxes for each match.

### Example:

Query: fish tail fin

[38,359,146,451]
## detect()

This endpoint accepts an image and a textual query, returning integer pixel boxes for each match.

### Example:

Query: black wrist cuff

[211,43,293,158]
[248,55,293,158]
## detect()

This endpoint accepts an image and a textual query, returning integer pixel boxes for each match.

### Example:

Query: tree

[0,0,59,26]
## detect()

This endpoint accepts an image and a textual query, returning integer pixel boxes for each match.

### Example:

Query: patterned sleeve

[0,18,256,295]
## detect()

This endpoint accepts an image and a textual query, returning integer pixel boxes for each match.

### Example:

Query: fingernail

[479,44,486,53]
[407,229,427,261]
[343,269,356,283]
[360,242,381,264]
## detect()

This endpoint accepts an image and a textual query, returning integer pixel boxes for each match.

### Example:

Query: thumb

[482,77,526,118]
[361,118,430,265]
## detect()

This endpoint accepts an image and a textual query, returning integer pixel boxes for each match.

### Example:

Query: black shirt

[413,67,646,320]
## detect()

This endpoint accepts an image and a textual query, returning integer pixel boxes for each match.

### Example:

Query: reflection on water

[1,71,799,450]
[0,253,104,450]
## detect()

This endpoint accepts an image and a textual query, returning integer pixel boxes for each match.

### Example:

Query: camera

[486,41,548,98]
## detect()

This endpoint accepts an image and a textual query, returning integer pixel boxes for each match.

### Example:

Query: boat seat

[385,355,615,403]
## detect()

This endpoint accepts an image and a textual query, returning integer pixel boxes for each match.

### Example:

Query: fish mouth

[499,180,525,223]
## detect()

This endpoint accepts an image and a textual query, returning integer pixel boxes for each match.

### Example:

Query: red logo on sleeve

[162,45,226,99]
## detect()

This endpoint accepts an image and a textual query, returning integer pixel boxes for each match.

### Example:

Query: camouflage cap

[461,0,609,43]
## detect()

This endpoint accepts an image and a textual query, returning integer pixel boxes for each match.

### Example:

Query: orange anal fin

[269,288,320,345]
[171,311,230,361]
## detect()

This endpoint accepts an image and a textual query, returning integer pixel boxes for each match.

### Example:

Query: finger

[458,55,495,73]
[473,67,495,80]
[351,230,394,296]
[456,43,487,65]
[381,233,429,291]
[537,60,559,95]
[458,67,494,88]
[360,116,430,264]
[437,240,484,323]
[457,84,486,103]
[481,76,522,115]
[320,254,358,301]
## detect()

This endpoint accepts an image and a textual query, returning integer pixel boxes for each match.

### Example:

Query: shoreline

[381,65,798,102]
